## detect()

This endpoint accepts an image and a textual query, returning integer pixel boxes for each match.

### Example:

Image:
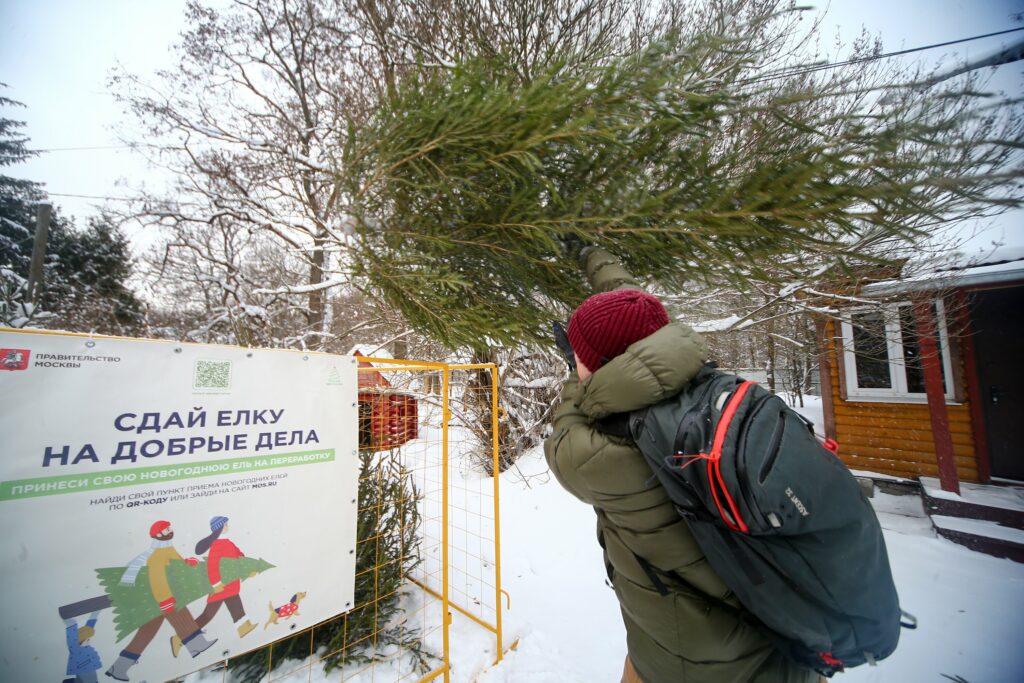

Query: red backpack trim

[700,380,755,533]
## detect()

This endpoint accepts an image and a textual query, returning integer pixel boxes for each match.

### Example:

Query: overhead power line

[45,192,214,209]
[927,36,1024,84]
[47,192,138,201]
[742,25,1024,85]
[26,143,180,153]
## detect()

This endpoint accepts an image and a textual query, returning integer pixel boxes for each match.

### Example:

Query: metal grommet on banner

[85,340,96,349]
[174,347,182,353]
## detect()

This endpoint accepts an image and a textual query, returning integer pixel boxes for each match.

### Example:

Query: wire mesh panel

[443,366,504,658]
[181,359,505,683]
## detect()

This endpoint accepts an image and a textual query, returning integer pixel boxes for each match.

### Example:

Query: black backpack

[596,365,913,677]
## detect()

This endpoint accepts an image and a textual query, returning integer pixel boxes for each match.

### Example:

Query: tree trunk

[307,235,326,344]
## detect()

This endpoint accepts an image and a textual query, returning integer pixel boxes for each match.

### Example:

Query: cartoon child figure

[171,516,256,656]
[63,610,102,683]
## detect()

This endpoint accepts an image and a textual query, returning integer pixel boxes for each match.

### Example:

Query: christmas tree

[225,448,425,680]
[342,28,1022,350]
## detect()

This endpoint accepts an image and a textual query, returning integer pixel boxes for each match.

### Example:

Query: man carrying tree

[105,520,217,682]
[545,247,822,683]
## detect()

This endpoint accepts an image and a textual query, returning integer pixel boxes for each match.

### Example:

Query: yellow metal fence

[184,358,507,683]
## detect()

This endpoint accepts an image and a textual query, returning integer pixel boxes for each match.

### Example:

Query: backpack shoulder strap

[630,550,798,664]
[631,551,749,621]
[592,361,721,439]
[592,411,633,438]
[692,361,720,383]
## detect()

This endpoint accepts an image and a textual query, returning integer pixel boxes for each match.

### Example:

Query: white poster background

[0,330,359,682]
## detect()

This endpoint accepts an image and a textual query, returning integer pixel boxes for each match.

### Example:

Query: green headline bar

[0,449,336,501]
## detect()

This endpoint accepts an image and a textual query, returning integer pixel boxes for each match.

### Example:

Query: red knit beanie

[567,289,670,373]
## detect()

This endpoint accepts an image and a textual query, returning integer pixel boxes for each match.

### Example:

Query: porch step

[919,476,1024,530]
[931,515,1024,563]
[919,477,1024,562]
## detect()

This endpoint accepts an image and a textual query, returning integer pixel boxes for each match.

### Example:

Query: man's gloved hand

[576,244,597,271]
[159,598,176,613]
[552,321,576,371]
[558,233,587,260]
[560,233,599,267]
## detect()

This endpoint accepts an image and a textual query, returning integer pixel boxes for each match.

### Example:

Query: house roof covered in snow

[864,245,1024,296]
[352,350,392,390]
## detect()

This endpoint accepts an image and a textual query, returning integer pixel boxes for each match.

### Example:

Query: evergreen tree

[41,214,146,335]
[0,90,144,333]
[224,448,427,681]
[341,5,1023,350]
[0,88,45,276]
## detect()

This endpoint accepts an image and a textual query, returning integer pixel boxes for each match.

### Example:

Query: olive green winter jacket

[544,249,819,683]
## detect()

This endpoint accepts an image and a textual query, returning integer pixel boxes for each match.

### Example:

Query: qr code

[194,360,231,390]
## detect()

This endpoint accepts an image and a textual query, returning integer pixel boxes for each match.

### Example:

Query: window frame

[839,299,956,403]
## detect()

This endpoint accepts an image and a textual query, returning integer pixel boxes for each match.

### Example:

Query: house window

[840,301,955,402]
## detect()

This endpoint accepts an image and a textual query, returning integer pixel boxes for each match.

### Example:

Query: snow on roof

[346,344,394,360]
[864,243,1024,295]
[687,314,756,333]
[940,244,1024,274]
[351,350,393,390]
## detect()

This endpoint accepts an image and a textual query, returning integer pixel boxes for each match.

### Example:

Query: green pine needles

[344,26,1021,350]
[224,448,427,681]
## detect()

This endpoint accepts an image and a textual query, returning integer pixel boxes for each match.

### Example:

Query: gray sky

[1,0,1022,251]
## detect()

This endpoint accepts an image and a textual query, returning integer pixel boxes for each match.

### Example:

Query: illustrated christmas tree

[91,557,274,641]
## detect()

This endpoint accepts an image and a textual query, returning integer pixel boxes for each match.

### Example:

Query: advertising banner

[0,330,359,682]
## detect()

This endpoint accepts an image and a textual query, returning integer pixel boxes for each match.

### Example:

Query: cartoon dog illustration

[265,592,307,629]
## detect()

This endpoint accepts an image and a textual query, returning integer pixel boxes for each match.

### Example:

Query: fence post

[441,365,452,683]
[490,364,505,664]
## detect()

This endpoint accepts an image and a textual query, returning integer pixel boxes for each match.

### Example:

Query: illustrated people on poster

[104,520,217,682]
[170,515,257,657]
[62,611,102,683]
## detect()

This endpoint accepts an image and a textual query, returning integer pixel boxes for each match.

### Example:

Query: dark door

[971,286,1024,480]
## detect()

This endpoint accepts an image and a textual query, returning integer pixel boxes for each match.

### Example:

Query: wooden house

[814,248,1024,492]
[353,351,419,451]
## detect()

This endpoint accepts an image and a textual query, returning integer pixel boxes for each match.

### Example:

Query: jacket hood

[575,321,708,419]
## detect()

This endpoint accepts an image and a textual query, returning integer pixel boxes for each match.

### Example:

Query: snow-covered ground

[193,393,1024,682]
[469,392,1024,682]
[479,450,1024,683]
